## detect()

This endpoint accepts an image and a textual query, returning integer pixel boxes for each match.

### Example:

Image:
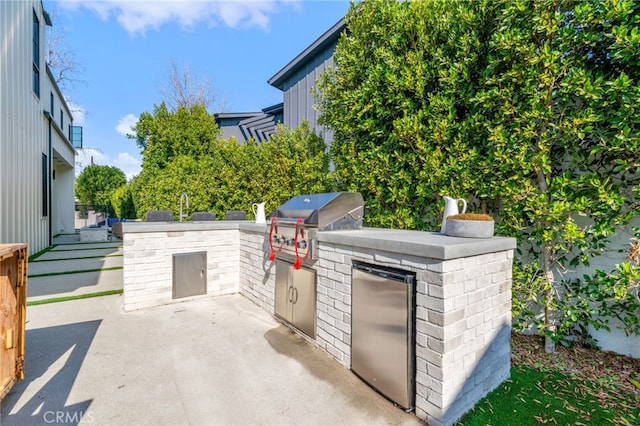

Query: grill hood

[272,192,364,231]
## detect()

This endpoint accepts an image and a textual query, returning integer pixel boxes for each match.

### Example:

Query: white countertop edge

[121,222,516,260]
[121,220,269,233]
[318,228,516,260]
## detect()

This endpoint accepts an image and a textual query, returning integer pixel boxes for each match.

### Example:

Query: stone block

[373,251,402,264]
[426,295,445,312]
[400,255,430,269]
[324,250,345,263]
[334,318,350,334]
[416,306,428,321]
[80,226,108,242]
[427,282,445,298]
[422,347,443,367]
[441,279,464,297]
[416,292,429,309]
[428,258,464,273]
[418,269,444,286]
[428,309,465,327]
[317,310,335,326]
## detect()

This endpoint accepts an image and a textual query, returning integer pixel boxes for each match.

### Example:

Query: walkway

[1,233,424,425]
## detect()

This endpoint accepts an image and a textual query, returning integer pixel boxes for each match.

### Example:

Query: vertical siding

[52,163,75,235]
[0,0,60,254]
[281,44,336,149]
[47,65,77,237]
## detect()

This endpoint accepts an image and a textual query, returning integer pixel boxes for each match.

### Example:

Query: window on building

[50,92,54,114]
[33,10,40,97]
[60,109,63,128]
[70,126,83,149]
[42,153,48,216]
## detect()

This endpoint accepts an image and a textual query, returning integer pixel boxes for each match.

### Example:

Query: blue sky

[46,0,351,179]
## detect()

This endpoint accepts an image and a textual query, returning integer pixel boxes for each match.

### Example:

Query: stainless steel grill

[268,192,364,268]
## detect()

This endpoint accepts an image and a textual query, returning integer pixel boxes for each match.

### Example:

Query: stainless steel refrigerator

[351,261,415,411]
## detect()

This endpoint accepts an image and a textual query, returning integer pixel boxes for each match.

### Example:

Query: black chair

[146,210,174,222]
[225,210,246,220]
[192,212,216,221]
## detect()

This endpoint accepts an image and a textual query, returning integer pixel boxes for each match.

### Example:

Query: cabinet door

[274,260,291,321]
[291,266,316,338]
[172,252,207,299]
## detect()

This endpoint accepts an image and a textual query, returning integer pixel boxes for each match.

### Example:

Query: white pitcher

[252,202,266,224]
[440,196,467,234]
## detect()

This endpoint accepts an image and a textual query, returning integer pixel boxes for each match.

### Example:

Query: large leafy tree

[75,164,127,215]
[110,184,136,219]
[317,0,498,229]
[475,0,640,350]
[317,0,640,350]
[129,101,330,219]
[133,102,222,169]
[130,103,228,216]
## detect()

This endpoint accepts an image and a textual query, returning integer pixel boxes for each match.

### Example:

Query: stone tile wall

[313,241,513,426]
[239,230,276,314]
[123,229,240,311]
[122,223,513,426]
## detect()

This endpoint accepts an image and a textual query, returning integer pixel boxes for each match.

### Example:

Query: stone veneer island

[121,221,515,426]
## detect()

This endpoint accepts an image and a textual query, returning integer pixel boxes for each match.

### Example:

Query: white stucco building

[1,0,79,254]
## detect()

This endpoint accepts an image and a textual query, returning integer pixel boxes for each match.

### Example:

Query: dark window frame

[42,153,48,217]
[33,10,40,97]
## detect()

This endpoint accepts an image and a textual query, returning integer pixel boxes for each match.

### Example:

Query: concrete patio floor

[1,234,425,425]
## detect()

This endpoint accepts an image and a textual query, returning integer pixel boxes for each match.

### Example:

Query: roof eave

[268,18,346,90]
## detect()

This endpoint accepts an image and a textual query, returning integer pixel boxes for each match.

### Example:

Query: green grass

[30,254,123,262]
[52,244,122,251]
[27,289,123,306]
[28,245,56,261]
[28,266,123,278]
[457,366,639,425]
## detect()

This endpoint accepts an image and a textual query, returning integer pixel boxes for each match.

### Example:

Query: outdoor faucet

[179,192,189,222]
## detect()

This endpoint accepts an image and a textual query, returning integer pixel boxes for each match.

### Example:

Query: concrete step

[27,269,123,301]
[34,247,123,261]
[28,256,123,276]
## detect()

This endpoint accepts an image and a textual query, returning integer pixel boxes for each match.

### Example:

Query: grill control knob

[277,236,287,244]
[285,238,294,246]
[271,235,279,243]
[297,240,307,249]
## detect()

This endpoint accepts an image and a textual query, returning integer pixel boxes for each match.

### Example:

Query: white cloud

[75,148,108,177]
[215,1,275,28]
[112,152,142,180]
[116,113,138,137]
[57,0,298,35]
[65,98,86,125]
[75,148,142,180]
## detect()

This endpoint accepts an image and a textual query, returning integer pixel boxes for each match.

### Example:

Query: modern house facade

[215,103,283,143]
[215,19,344,147]
[267,19,345,147]
[1,0,79,254]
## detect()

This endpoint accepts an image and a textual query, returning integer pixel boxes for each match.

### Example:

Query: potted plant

[445,213,495,238]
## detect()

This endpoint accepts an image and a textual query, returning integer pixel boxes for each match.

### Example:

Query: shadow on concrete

[264,324,423,425]
[33,246,122,261]
[27,269,123,299]
[1,320,100,425]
